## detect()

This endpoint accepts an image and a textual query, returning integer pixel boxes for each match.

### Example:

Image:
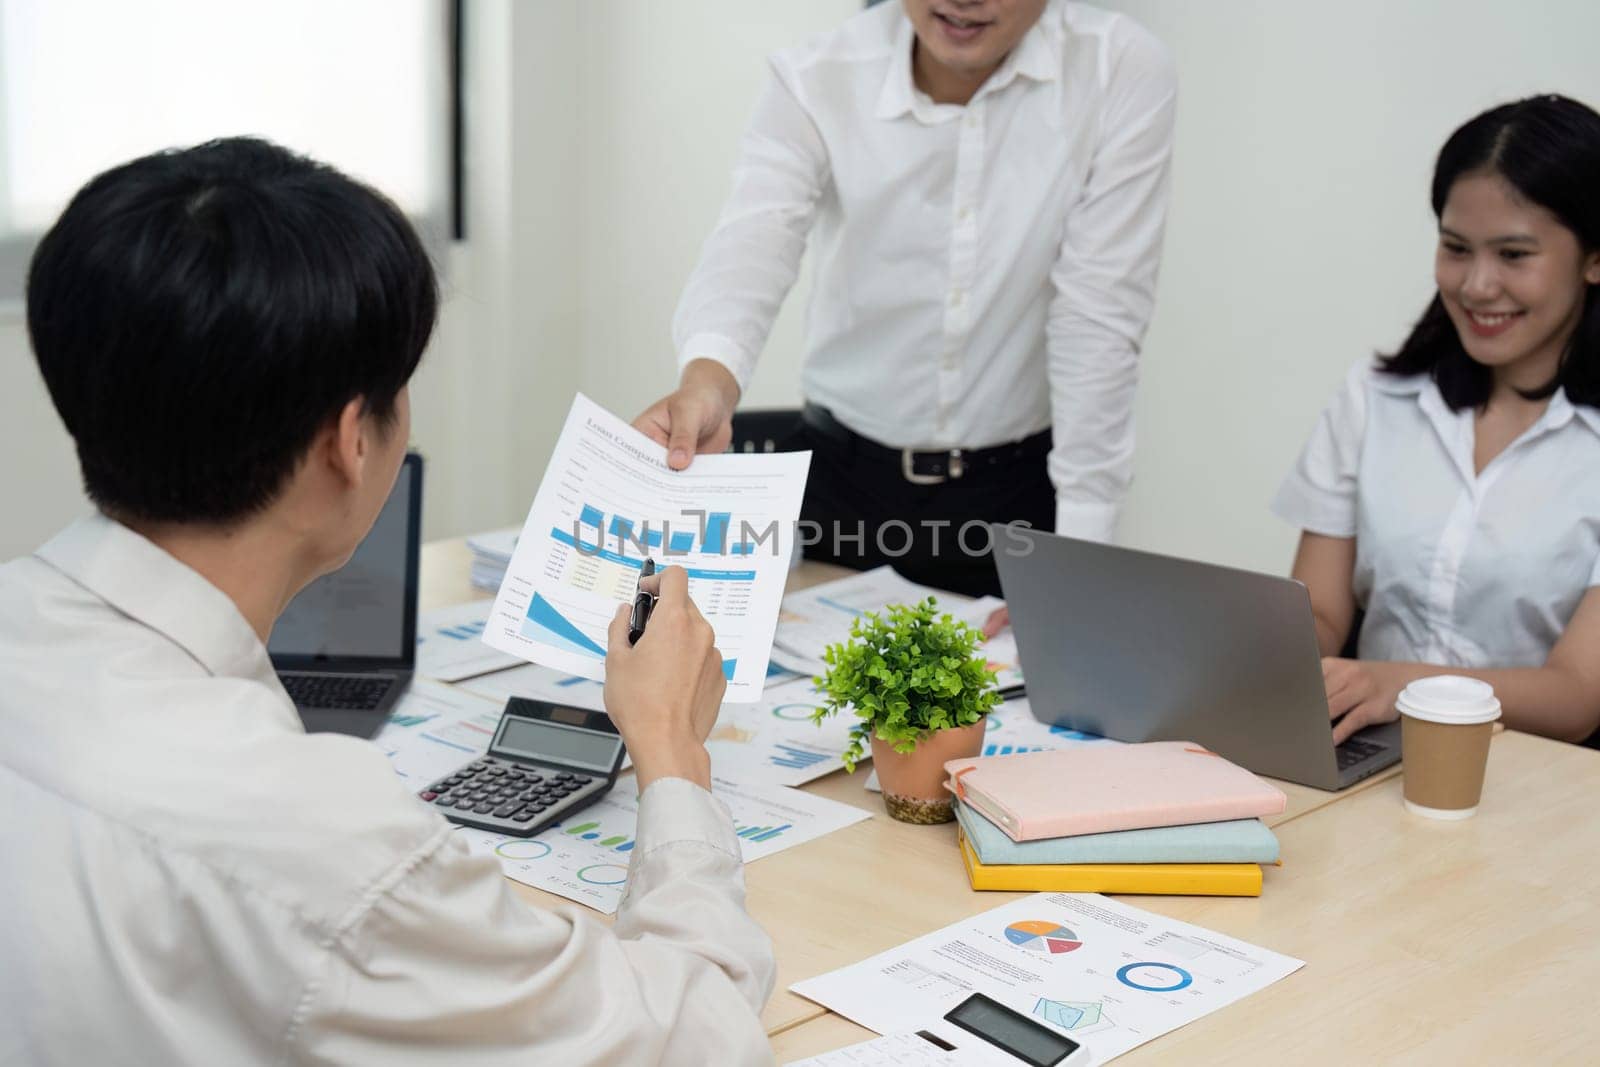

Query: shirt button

[965,113,978,128]
[957,206,971,222]
[950,290,964,306]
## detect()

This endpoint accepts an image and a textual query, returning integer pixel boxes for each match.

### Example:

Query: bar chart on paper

[459,772,868,914]
[415,599,523,681]
[483,394,809,701]
[705,678,862,786]
[373,680,503,786]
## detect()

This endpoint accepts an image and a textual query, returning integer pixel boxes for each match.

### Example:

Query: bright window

[0,0,450,298]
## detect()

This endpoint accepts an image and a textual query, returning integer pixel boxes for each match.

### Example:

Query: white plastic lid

[1395,675,1501,725]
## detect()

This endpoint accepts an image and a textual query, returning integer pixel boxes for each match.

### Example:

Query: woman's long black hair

[1379,94,1600,409]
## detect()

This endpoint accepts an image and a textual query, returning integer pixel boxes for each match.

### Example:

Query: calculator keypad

[421,758,598,836]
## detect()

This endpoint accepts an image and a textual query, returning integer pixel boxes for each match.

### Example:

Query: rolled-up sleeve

[1045,29,1177,543]
[1272,360,1372,538]
[292,779,775,1066]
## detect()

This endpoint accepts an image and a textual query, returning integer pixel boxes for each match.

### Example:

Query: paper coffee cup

[1397,676,1500,819]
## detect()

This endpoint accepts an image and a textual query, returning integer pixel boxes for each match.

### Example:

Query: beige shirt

[0,515,775,1065]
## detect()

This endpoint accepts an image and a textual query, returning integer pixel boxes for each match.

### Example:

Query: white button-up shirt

[673,0,1176,541]
[0,515,774,1065]
[1273,360,1600,668]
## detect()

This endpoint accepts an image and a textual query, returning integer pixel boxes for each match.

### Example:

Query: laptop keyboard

[1335,736,1388,770]
[280,673,395,711]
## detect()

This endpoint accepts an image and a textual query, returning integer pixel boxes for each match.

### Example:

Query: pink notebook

[944,741,1287,842]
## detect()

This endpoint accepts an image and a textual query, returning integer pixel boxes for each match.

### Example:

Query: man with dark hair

[0,138,773,1064]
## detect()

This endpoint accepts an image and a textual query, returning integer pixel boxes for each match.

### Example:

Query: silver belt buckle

[901,448,964,485]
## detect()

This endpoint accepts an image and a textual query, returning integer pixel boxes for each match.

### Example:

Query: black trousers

[790,417,1055,598]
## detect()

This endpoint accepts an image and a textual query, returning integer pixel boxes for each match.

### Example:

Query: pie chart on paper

[1004,920,1083,955]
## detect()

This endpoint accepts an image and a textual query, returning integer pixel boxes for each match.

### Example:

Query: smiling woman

[1272,95,1600,748]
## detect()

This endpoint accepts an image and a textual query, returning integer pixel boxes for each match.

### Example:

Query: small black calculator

[420,698,627,837]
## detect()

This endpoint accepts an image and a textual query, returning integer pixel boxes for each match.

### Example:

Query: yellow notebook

[958,830,1262,897]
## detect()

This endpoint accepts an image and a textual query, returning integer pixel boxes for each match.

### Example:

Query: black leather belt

[801,404,1051,485]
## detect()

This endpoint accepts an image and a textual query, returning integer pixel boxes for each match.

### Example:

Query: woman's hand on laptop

[1323,657,1426,745]
[603,566,725,791]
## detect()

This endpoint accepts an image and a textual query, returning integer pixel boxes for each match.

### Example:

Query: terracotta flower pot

[870,719,988,824]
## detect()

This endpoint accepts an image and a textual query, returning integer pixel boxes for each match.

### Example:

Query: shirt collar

[1368,369,1427,396]
[1404,371,1600,489]
[1395,369,1600,437]
[34,513,285,693]
[1536,386,1600,442]
[874,3,1060,123]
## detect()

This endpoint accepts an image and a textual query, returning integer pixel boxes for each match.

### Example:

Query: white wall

[5,1,1599,571]
[1108,0,1600,570]
[572,0,858,416]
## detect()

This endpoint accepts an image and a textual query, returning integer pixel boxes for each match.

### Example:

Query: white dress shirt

[1273,359,1600,667]
[0,515,775,1066]
[673,0,1176,541]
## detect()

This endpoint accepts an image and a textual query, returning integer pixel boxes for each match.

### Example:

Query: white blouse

[1273,359,1600,668]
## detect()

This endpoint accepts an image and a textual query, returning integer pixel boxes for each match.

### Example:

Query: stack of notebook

[467,527,519,591]
[945,741,1288,897]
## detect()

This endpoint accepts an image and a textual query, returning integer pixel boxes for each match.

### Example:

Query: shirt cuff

[633,776,742,860]
[677,333,757,395]
[1053,499,1117,543]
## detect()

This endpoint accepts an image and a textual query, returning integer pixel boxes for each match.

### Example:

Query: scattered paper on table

[774,567,945,667]
[461,773,871,914]
[971,626,1024,693]
[374,680,502,786]
[482,394,810,702]
[458,661,609,710]
[708,677,863,787]
[415,599,524,682]
[792,892,1303,1064]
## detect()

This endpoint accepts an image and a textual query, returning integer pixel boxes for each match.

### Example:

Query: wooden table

[773,729,1600,1063]
[432,541,1582,1056]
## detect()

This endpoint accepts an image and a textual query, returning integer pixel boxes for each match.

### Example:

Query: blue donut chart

[1116,962,1193,992]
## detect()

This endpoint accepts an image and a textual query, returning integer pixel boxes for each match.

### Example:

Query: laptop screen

[268,454,420,664]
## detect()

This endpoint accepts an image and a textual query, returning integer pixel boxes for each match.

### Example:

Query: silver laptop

[268,453,422,738]
[991,525,1400,791]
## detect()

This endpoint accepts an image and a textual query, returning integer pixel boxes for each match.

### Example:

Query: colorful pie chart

[1004,920,1083,954]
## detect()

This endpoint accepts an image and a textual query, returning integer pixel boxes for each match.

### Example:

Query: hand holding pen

[604,564,726,789]
[628,558,657,645]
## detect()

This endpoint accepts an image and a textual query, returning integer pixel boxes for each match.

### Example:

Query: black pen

[628,558,657,645]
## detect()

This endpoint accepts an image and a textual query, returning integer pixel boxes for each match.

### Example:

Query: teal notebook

[955,801,1280,865]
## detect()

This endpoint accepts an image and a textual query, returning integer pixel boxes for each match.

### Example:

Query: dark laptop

[269,453,422,737]
[991,525,1400,791]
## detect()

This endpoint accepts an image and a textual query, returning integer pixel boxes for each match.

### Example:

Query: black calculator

[419,697,628,837]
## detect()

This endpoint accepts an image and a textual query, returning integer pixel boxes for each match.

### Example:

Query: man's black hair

[27,136,438,523]
[1380,94,1600,409]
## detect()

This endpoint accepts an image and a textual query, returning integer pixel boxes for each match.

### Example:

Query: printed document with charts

[793,892,1302,1064]
[483,394,810,702]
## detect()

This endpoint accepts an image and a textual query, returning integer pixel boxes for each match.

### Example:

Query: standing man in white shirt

[636,0,1176,596]
[0,138,773,1065]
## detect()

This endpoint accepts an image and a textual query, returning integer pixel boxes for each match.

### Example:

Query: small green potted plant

[812,597,1001,824]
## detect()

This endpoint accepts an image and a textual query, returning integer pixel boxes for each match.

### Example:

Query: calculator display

[494,718,621,772]
[944,994,1081,1067]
